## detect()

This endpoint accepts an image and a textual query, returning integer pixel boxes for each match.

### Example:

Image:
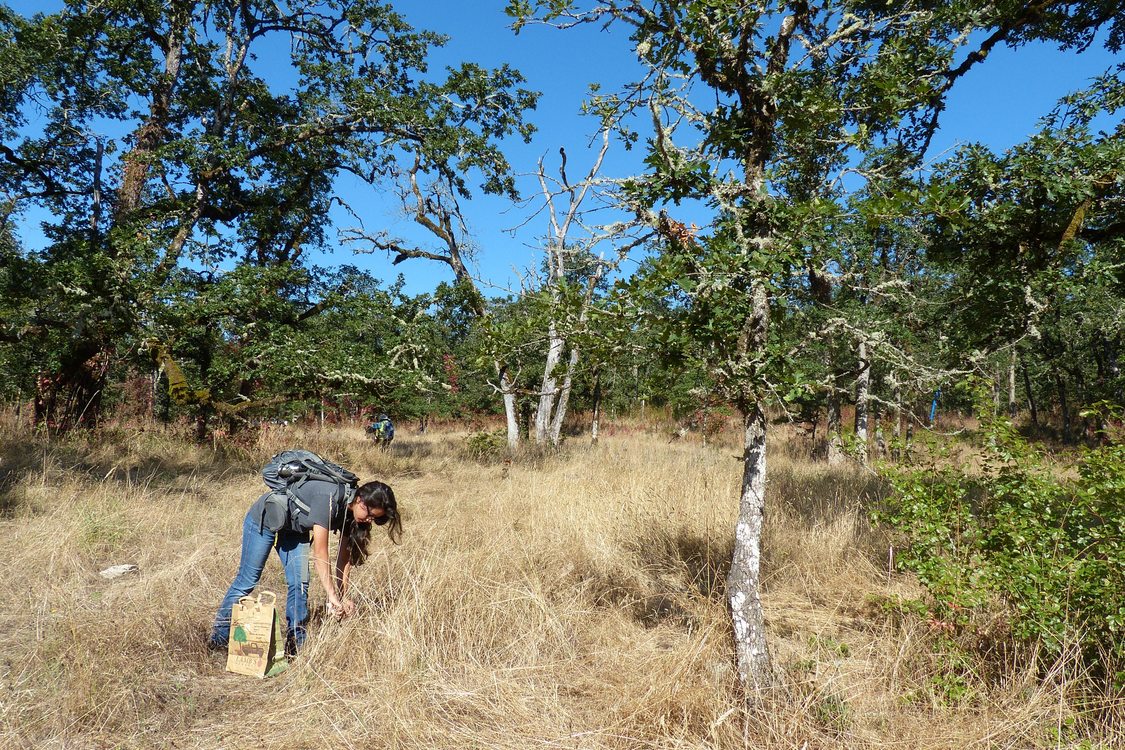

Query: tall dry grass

[0,416,1118,749]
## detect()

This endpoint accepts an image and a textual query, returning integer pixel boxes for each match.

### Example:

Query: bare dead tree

[524,130,653,448]
[342,157,523,448]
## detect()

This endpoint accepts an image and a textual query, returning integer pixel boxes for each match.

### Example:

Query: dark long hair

[343,480,402,565]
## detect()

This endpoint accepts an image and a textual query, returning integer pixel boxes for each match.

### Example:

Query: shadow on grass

[563,528,734,632]
[770,463,889,525]
[385,441,435,460]
[0,427,259,517]
[597,464,893,630]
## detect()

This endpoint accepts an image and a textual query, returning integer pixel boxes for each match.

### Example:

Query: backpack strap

[335,484,356,532]
[285,475,315,528]
[285,474,354,532]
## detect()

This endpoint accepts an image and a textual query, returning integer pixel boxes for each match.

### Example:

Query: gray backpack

[259,450,358,532]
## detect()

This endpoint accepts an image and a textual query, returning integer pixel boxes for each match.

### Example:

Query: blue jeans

[210,512,311,654]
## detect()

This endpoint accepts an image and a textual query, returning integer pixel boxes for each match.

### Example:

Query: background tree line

[1,1,1120,450]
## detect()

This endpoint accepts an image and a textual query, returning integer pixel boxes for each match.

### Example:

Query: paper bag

[226,591,285,678]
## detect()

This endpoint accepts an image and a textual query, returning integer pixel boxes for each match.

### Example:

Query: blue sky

[5,1,1122,297]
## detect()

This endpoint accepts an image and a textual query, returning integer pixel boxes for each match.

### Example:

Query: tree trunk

[1110,336,1122,404]
[500,367,519,450]
[1074,368,1089,440]
[116,7,187,219]
[90,139,104,241]
[590,367,602,445]
[39,16,189,433]
[905,402,915,452]
[195,409,210,443]
[1093,340,1110,441]
[873,394,886,458]
[521,400,533,440]
[727,274,772,692]
[549,346,580,446]
[854,339,869,465]
[34,348,108,431]
[992,364,1002,415]
[891,381,903,460]
[535,319,565,445]
[150,369,158,422]
[1056,373,1072,443]
[809,267,842,464]
[728,402,772,691]
[827,386,845,465]
[1008,350,1018,420]
[1022,364,1040,429]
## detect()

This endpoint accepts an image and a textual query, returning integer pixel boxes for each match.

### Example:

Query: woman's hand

[327,598,357,619]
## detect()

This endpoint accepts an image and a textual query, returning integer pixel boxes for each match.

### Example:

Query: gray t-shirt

[248,479,349,534]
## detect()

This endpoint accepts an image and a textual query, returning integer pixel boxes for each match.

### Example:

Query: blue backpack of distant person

[366,415,395,445]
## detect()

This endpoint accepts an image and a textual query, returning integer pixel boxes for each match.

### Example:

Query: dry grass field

[0,414,1116,749]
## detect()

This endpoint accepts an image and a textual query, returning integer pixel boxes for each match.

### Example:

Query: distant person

[208,453,402,656]
[366,413,395,449]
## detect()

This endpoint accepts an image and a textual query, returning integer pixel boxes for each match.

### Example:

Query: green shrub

[463,429,507,462]
[874,412,1125,689]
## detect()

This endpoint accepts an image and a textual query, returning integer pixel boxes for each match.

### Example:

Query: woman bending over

[209,479,402,655]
